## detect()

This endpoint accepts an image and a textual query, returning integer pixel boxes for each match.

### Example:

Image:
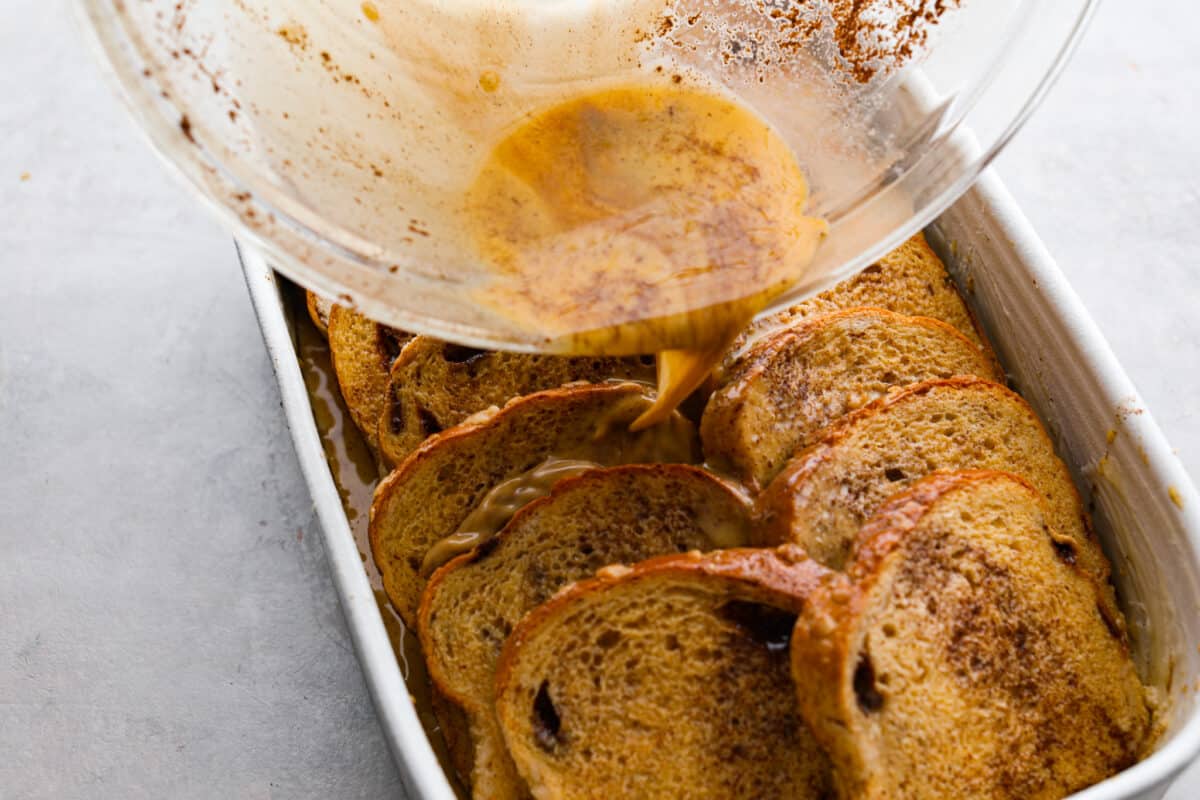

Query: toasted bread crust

[305,290,332,337]
[419,464,753,798]
[327,305,410,454]
[495,547,837,799]
[703,308,1004,489]
[757,376,1112,605]
[721,233,998,377]
[421,464,755,709]
[790,471,1149,799]
[498,546,828,663]
[370,383,701,625]
[378,337,652,466]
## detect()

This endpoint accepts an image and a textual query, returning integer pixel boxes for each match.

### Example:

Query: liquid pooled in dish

[464,84,827,427]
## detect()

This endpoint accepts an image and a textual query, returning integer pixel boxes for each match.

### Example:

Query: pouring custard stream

[464,83,827,428]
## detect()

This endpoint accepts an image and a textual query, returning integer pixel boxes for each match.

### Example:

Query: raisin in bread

[495,548,835,800]
[790,471,1149,799]
[420,464,752,798]
[757,377,1115,623]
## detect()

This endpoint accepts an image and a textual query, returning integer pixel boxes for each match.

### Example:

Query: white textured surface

[1,1,1197,798]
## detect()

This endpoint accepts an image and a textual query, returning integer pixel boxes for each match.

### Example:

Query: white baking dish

[240,170,1200,800]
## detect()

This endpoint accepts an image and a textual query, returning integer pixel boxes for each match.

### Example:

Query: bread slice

[494,547,835,800]
[370,383,701,625]
[420,464,753,798]
[721,233,996,377]
[305,290,333,337]
[378,337,653,466]
[790,471,1150,799]
[327,305,411,454]
[702,308,1004,490]
[757,377,1113,603]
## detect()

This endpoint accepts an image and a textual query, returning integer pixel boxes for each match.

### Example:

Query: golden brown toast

[420,464,753,798]
[790,471,1149,799]
[378,337,653,466]
[305,290,333,337]
[757,377,1115,618]
[370,383,701,625]
[702,308,1004,490]
[721,233,996,377]
[327,305,411,455]
[494,548,835,800]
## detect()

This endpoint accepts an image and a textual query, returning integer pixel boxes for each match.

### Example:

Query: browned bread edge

[703,307,1005,489]
[790,470,1147,799]
[370,382,700,626]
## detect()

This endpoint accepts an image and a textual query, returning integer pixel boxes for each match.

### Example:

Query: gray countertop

[2,0,1197,797]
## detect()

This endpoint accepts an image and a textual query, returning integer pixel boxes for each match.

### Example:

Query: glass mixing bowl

[77,0,1096,351]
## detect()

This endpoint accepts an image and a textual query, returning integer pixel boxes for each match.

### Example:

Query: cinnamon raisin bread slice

[378,337,653,466]
[721,233,996,377]
[420,464,753,798]
[757,377,1114,617]
[327,305,411,454]
[791,471,1150,799]
[495,548,835,800]
[703,308,1004,490]
[370,383,700,625]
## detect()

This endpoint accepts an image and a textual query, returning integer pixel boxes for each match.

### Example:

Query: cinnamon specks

[659,0,959,84]
[179,114,195,143]
[277,23,309,49]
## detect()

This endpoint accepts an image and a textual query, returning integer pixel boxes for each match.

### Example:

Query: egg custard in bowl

[462,81,827,426]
